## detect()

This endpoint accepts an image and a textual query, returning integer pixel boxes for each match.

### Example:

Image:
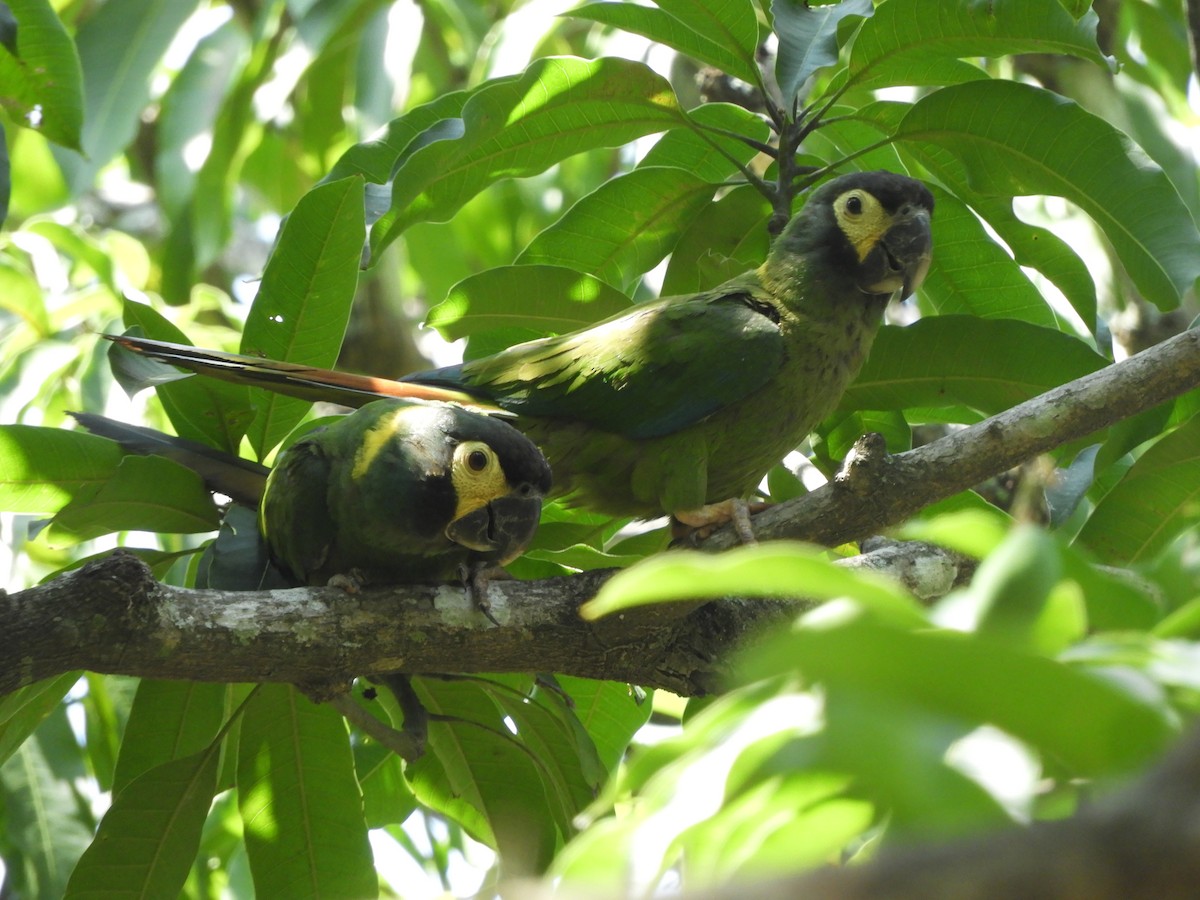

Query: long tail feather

[105,335,505,415]
[70,412,269,506]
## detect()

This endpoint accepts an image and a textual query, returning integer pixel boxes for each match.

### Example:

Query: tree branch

[5,328,1197,698]
[2,541,967,698]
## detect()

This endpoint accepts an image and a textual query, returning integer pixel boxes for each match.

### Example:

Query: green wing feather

[409,275,785,440]
[259,435,335,583]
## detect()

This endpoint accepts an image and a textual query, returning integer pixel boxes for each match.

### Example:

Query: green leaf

[0,425,122,513]
[919,185,1062,327]
[373,56,687,253]
[567,2,761,86]
[893,80,1200,310]
[557,677,653,774]
[238,684,376,899]
[407,676,559,872]
[428,265,631,340]
[155,18,248,219]
[0,0,83,150]
[652,0,762,78]
[326,90,470,185]
[111,680,229,794]
[517,167,716,289]
[120,301,255,455]
[773,0,873,103]
[63,745,221,899]
[489,683,605,830]
[937,526,1086,655]
[240,175,366,459]
[1076,415,1200,565]
[841,317,1107,418]
[0,673,79,766]
[60,0,201,190]
[743,621,1175,776]
[43,454,219,544]
[583,541,926,626]
[641,103,771,184]
[844,100,1100,330]
[661,184,771,295]
[0,707,95,898]
[839,0,1108,92]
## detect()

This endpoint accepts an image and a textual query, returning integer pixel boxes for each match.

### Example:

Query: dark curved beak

[445,494,544,564]
[864,207,933,298]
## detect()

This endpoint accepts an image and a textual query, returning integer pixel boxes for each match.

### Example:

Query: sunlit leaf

[240,175,366,459]
[373,56,688,252]
[894,81,1200,309]
[1076,415,1200,564]
[428,265,631,339]
[518,167,716,289]
[238,684,376,898]
[583,541,925,625]
[773,0,873,102]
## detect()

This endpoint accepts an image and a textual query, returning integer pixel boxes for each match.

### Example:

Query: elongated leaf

[557,677,653,774]
[583,541,925,625]
[568,2,760,86]
[428,265,631,340]
[839,0,1108,92]
[517,167,716,289]
[488,685,604,829]
[0,707,95,899]
[1076,415,1200,565]
[44,454,219,544]
[373,56,688,253]
[0,0,83,150]
[0,673,79,766]
[661,185,771,295]
[840,98,1100,330]
[327,89,471,184]
[63,746,221,899]
[238,684,376,899]
[653,0,761,75]
[640,102,771,183]
[0,425,122,512]
[120,301,255,454]
[773,0,873,102]
[893,81,1200,309]
[155,19,248,218]
[743,622,1174,775]
[240,175,366,459]
[407,676,560,872]
[919,185,1061,327]
[112,680,228,794]
[62,0,201,190]
[841,317,1107,416]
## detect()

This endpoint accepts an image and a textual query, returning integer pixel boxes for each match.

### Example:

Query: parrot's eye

[845,194,863,215]
[468,449,489,471]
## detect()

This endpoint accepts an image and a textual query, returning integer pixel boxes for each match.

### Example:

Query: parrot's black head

[776,170,934,300]
[430,405,552,565]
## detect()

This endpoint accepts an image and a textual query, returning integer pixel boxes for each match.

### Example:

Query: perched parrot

[71,399,552,586]
[110,170,933,526]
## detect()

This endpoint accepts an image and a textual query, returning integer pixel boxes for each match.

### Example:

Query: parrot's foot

[326,568,368,594]
[459,562,505,626]
[672,498,767,545]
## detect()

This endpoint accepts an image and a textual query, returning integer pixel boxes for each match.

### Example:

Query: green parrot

[110,170,933,526]
[71,399,551,586]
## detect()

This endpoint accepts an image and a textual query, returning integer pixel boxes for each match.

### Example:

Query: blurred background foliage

[2,0,1200,896]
